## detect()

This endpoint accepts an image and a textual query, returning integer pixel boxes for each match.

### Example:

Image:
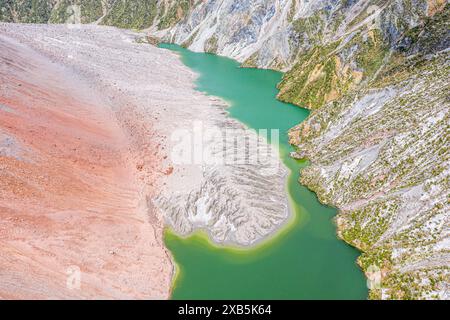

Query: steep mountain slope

[156,0,447,109]
[289,17,449,298]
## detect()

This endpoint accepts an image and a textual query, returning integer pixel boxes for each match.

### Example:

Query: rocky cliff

[155,0,447,108]
[288,6,449,299]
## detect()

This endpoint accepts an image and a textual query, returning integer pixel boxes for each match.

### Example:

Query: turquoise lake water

[159,44,368,300]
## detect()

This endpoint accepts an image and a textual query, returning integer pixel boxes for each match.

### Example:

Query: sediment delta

[0,23,289,298]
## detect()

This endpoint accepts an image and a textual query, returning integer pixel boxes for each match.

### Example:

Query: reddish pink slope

[0,35,172,299]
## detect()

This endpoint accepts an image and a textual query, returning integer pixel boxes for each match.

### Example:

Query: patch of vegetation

[353,29,388,78]
[101,0,158,30]
[382,268,447,300]
[157,0,193,30]
[241,52,259,68]
[291,10,325,45]
[346,0,390,31]
[300,167,333,205]
[277,41,345,109]
[396,3,449,55]
[0,0,52,23]
[80,0,103,23]
[204,35,218,53]
[344,198,398,245]
[48,0,69,23]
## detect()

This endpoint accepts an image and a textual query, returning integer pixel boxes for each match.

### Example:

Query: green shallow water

[159,43,368,300]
